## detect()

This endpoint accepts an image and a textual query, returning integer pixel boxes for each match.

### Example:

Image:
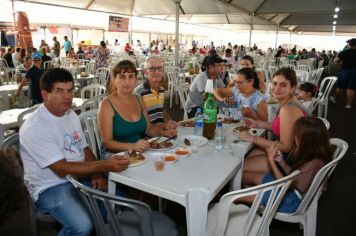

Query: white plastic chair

[318,117,330,130]
[79,109,102,160]
[297,64,312,72]
[268,65,278,79]
[80,94,105,113]
[207,171,300,236]
[86,61,96,75]
[314,76,337,119]
[66,175,178,236]
[95,67,111,85]
[295,69,309,82]
[273,138,348,236]
[43,61,54,70]
[175,80,189,120]
[280,64,296,70]
[18,106,38,128]
[80,84,106,99]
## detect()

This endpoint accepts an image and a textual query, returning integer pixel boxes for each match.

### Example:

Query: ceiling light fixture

[333,21,337,24]
[334,14,338,18]
[335,7,340,12]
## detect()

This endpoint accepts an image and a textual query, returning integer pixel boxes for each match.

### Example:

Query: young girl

[243,116,332,213]
[297,82,317,112]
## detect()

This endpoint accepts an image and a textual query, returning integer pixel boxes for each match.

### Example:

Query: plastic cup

[153,155,165,171]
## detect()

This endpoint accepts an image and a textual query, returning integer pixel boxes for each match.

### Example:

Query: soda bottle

[203,93,217,140]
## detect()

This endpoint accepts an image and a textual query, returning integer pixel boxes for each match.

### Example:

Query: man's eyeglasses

[146,66,163,72]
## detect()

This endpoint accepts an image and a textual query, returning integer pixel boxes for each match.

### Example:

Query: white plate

[148,137,176,151]
[177,135,208,148]
[114,151,147,167]
[174,148,192,158]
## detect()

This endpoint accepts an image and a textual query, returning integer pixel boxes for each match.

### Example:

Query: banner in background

[108,16,129,32]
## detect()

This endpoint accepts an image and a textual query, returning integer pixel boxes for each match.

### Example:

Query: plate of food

[174,148,192,158]
[114,151,146,167]
[177,135,208,148]
[232,126,258,135]
[178,119,195,128]
[148,137,176,151]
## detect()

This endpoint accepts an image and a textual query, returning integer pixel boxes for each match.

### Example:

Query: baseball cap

[202,54,227,68]
[32,52,42,60]
[346,38,356,46]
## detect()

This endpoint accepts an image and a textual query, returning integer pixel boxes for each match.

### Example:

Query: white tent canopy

[16,0,356,34]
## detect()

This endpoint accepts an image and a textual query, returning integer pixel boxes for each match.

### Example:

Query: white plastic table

[108,126,260,236]
[0,107,30,129]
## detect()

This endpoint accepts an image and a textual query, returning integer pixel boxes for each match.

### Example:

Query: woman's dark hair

[290,117,332,172]
[40,68,74,92]
[237,67,259,89]
[100,41,106,48]
[273,67,297,88]
[0,149,28,224]
[110,60,137,93]
[241,55,255,65]
[298,82,317,97]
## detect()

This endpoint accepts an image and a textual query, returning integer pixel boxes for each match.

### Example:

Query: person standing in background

[61,36,72,56]
[52,37,60,57]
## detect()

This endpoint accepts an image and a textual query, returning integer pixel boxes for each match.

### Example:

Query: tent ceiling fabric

[25,0,356,34]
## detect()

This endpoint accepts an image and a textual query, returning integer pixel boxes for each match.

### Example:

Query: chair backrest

[80,94,105,113]
[86,61,96,75]
[80,84,106,99]
[213,170,300,236]
[1,133,20,151]
[268,65,278,78]
[317,76,337,101]
[0,58,10,68]
[313,67,325,85]
[175,80,189,120]
[43,61,53,70]
[95,67,111,85]
[318,117,330,130]
[79,109,102,159]
[66,175,154,236]
[297,64,311,72]
[295,69,309,82]
[18,106,38,128]
[292,138,348,215]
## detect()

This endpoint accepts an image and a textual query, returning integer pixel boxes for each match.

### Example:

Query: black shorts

[337,69,356,90]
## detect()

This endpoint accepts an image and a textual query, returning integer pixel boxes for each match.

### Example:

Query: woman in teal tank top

[97,60,177,154]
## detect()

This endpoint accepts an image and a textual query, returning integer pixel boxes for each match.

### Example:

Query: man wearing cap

[330,38,356,110]
[185,54,226,118]
[17,53,44,105]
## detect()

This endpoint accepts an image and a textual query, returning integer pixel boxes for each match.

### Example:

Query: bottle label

[204,109,216,124]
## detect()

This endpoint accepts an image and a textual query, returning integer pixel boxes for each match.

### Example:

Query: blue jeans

[36,182,93,236]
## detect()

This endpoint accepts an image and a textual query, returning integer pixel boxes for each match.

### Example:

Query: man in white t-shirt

[20,68,129,236]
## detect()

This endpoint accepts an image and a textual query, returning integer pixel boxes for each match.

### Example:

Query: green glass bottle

[203,93,217,140]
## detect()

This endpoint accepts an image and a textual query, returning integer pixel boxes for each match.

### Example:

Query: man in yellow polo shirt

[134,57,171,124]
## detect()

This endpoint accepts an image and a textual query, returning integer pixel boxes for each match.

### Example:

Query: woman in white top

[214,68,268,121]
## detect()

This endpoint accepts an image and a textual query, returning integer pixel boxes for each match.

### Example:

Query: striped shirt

[134,82,165,124]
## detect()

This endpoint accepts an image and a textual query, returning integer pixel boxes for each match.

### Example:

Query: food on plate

[150,140,173,149]
[128,151,145,164]
[178,120,195,127]
[221,117,240,124]
[175,148,190,155]
[184,138,191,146]
[80,71,89,77]
[266,97,278,104]
[233,126,250,133]
[164,154,177,162]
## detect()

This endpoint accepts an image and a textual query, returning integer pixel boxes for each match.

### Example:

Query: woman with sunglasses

[214,67,268,121]
[97,60,177,155]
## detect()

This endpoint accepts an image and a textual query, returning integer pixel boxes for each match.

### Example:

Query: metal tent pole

[173,0,182,67]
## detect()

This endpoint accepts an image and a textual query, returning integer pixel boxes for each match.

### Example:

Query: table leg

[185,188,210,236]
[108,175,117,195]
